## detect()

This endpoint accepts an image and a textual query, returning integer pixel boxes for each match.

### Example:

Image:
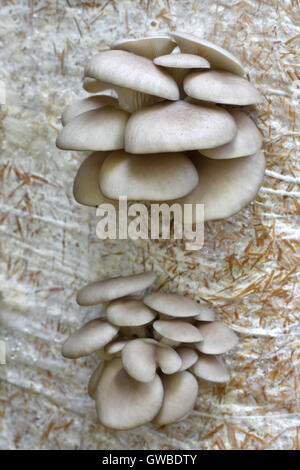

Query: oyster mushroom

[144,292,208,318]
[99,150,199,201]
[83,77,115,94]
[191,354,230,383]
[61,95,118,126]
[195,321,239,354]
[106,297,156,326]
[88,361,106,399]
[176,347,199,371]
[111,35,176,60]
[153,320,203,343]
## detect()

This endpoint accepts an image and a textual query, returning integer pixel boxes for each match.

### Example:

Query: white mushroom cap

[88,361,106,399]
[125,100,237,154]
[106,298,156,326]
[179,150,265,223]
[153,320,203,343]
[96,358,164,430]
[61,95,118,126]
[122,338,182,383]
[200,109,263,159]
[184,70,261,105]
[104,338,129,355]
[56,107,129,151]
[99,150,199,201]
[194,321,238,355]
[153,371,198,425]
[144,292,207,318]
[85,50,179,101]
[62,319,119,358]
[171,31,244,76]
[73,151,114,207]
[191,354,230,383]
[111,35,176,60]
[194,304,216,321]
[83,77,113,94]
[76,271,156,306]
[154,53,209,69]
[176,347,198,371]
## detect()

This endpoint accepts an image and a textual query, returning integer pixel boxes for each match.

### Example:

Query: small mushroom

[61,95,118,126]
[111,35,176,60]
[200,109,263,159]
[62,319,119,358]
[143,292,207,318]
[191,354,230,383]
[122,338,182,383]
[56,106,129,151]
[152,371,198,425]
[96,358,164,430]
[99,150,199,201]
[171,31,244,76]
[194,304,216,321]
[194,321,238,355]
[106,297,156,326]
[76,271,156,306]
[153,320,203,343]
[184,70,261,106]
[125,100,237,154]
[88,361,106,399]
[176,347,199,371]
[104,338,129,355]
[83,77,115,94]
[179,150,266,223]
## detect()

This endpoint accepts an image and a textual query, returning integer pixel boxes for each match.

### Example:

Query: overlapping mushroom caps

[56,32,265,221]
[62,271,238,429]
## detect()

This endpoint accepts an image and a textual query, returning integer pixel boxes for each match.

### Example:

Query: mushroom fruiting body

[62,271,239,430]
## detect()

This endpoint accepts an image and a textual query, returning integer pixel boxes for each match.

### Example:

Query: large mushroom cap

[73,151,113,207]
[56,107,129,151]
[192,354,230,383]
[179,150,266,223]
[195,321,239,355]
[125,100,237,154]
[106,297,156,326]
[85,50,179,101]
[96,358,164,430]
[201,109,263,159]
[99,150,199,201]
[184,70,261,106]
[61,95,118,126]
[154,52,210,69]
[171,31,244,76]
[76,271,156,306]
[153,371,198,425]
[144,292,207,318]
[111,35,176,60]
[62,319,119,358]
[153,320,203,343]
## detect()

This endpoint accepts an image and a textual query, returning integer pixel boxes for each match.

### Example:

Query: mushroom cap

[191,354,230,383]
[154,53,210,69]
[85,50,179,101]
[96,358,164,430]
[88,361,106,399]
[83,77,113,94]
[153,320,203,343]
[77,271,156,306]
[125,100,237,154]
[99,150,199,201]
[176,347,199,371]
[122,338,182,383]
[143,292,206,318]
[104,338,129,355]
[153,371,198,425]
[195,321,238,355]
[56,106,129,151]
[111,35,176,60]
[194,304,216,321]
[62,319,119,358]
[179,150,265,223]
[61,95,118,126]
[200,109,263,159]
[73,151,114,207]
[106,297,156,326]
[184,70,261,105]
[171,31,244,76]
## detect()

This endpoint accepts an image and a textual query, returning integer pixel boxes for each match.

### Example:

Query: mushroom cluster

[56,31,265,222]
[62,271,238,430]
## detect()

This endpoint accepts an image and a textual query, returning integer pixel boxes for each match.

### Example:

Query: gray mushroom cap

[144,292,208,318]
[154,52,210,69]
[125,100,237,154]
[96,358,164,430]
[195,321,239,355]
[153,371,199,425]
[62,319,119,358]
[76,271,156,306]
[111,35,176,60]
[106,298,156,326]
[153,320,203,343]
[194,304,216,321]
[184,70,262,105]
[61,95,118,126]
[191,354,230,383]
[171,31,244,76]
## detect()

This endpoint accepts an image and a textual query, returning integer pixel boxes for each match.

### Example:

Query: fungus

[144,292,208,318]
[111,35,176,60]
[61,95,119,126]
[106,297,156,326]
[191,354,230,383]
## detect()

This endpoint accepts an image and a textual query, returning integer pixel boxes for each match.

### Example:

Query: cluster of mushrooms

[56,31,265,222]
[62,271,238,429]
